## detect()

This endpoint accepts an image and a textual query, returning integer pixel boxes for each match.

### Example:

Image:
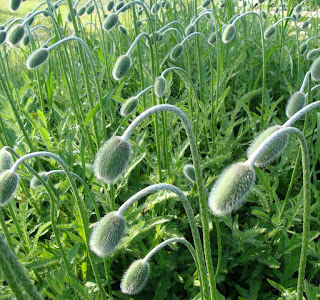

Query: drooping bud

[0,149,13,173]
[120,97,139,117]
[118,25,127,35]
[222,24,236,44]
[185,24,195,36]
[26,48,49,70]
[208,32,217,45]
[22,34,29,46]
[182,164,196,183]
[154,76,166,97]
[202,0,211,8]
[102,13,119,31]
[311,56,320,81]
[301,21,309,30]
[7,25,25,45]
[264,25,276,39]
[246,125,289,167]
[170,44,183,60]
[299,43,308,56]
[115,1,125,11]
[94,136,131,183]
[285,92,306,118]
[306,49,318,60]
[112,55,132,81]
[78,7,86,16]
[121,259,150,295]
[90,211,126,257]
[9,0,22,11]
[208,162,255,216]
[86,5,95,15]
[106,0,114,11]
[0,170,19,207]
[30,172,49,189]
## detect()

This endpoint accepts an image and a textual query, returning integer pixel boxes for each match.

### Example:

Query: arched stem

[121,104,213,299]
[116,183,206,296]
[246,127,310,300]
[142,238,197,266]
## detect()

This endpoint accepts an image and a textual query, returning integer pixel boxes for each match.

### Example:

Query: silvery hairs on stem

[120,86,153,117]
[7,9,59,46]
[112,32,153,81]
[89,183,199,257]
[120,238,196,295]
[26,36,96,70]
[209,126,306,216]
[0,151,76,207]
[94,104,195,184]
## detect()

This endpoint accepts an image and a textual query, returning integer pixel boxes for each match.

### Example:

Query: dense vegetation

[0,0,320,299]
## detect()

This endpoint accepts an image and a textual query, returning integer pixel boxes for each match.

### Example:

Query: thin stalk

[122,104,214,299]
[247,127,310,300]
[116,183,208,298]
[0,233,43,300]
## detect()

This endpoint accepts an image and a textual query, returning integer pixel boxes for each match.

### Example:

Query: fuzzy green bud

[208,32,217,45]
[90,211,126,256]
[0,31,7,46]
[120,97,139,117]
[7,25,25,45]
[183,164,196,183]
[185,24,195,36]
[285,92,306,118]
[301,21,309,30]
[78,7,86,16]
[112,55,131,81]
[264,25,276,39]
[136,20,142,27]
[311,56,320,81]
[106,0,114,11]
[121,259,150,295]
[220,1,225,8]
[86,5,94,15]
[0,150,13,173]
[30,172,49,189]
[261,10,267,19]
[115,1,124,11]
[26,48,49,70]
[94,136,131,183]
[170,44,183,60]
[222,24,236,43]
[208,162,255,216]
[299,43,308,56]
[0,170,19,207]
[9,0,22,11]
[118,25,127,35]
[154,76,166,97]
[294,4,302,13]
[103,13,119,31]
[202,0,211,8]
[306,49,318,60]
[247,125,288,167]
[22,34,29,46]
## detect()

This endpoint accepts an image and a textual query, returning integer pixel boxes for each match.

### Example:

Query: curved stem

[142,238,197,266]
[246,127,310,300]
[116,183,207,296]
[10,151,107,299]
[121,104,213,299]
[283,100,320,127]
